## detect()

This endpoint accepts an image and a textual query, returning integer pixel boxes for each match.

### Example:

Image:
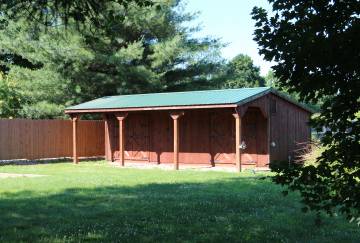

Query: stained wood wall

[269,94,311,161]
[105,108,269,166]
[104,93,311,166]
[0,119,104,160]
[105,109,235,165]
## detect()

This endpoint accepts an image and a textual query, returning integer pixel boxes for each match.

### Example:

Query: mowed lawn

[0,161,359,242]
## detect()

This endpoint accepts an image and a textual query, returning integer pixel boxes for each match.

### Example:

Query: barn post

[102,113,112,162]
[70,114,81,164]
[170,111,184,170]
[233,111,242,172]
[267,97,271,165]
[115,112,128,166]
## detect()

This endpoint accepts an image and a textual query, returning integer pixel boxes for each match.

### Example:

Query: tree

[0,72,22,118]
[264,70,278,88]
[252,0,360,223]
[265,69,299,100]
[221,54,265,88]
[0,0,153,28]
[0,0,224,118]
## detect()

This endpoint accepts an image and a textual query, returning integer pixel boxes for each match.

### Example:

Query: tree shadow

[0,177,358,242]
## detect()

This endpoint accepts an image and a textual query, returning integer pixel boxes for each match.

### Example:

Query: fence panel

[0,119,104,160]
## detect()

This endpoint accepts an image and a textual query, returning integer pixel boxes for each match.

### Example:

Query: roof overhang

[65,103,238,114]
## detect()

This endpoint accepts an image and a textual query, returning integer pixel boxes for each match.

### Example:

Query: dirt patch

[0,173,47,178]
[111,162,270,173]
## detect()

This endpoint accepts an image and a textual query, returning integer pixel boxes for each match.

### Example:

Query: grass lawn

[0,161,359,242]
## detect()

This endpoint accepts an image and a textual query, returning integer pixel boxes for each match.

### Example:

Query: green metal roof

[65,87,313,112]
[66,87,271,110]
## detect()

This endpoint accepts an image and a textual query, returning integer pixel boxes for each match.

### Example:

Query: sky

[184,0,274,76]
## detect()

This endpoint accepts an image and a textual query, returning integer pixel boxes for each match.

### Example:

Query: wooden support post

[267,99,271,165]
[170,112,184,170]
[102,114,112,162]
[116,112,128,166]
[267,116,271,165]
[70,114,80,164]
[233,112,242,172]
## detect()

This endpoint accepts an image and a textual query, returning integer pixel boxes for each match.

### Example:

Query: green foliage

[0,0,225,118]
[19,102,65,119]
[221,54,265,88]
[265,70,322,111]
[0,161,359,242]
[252,0,360,223]
[0,0,153,27]
[264,70,278,88]
[0,73,22,118]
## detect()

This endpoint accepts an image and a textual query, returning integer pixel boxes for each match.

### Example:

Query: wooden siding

[0,119,104,160]
[107,109,236,165]
[106,108,269,166]
[104,93,311,167]
[269,94,311,162]
[241,107,269,167]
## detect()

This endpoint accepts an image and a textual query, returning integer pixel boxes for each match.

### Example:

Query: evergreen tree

[0,0,224,118]
[0,72,22,118]
[0,0,153,27]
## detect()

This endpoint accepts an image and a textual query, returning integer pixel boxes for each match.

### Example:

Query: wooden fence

[0,119,105,160]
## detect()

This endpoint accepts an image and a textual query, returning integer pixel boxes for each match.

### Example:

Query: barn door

[210,112,235,164]
[241,109,258,165]
[125,114,150,161]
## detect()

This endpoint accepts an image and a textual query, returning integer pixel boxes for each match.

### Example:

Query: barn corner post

[70,113,81,164]
[233,109,242,172]
[115,112,128,166]
[267,97,271,167]
[170,111,184,170]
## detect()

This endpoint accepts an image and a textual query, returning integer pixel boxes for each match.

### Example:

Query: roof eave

[64,103,238,114]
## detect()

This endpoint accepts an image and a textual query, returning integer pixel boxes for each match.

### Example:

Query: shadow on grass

[0,177,358,242]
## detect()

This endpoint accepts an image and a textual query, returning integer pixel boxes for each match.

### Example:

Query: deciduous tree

[252,0,360,223]
[221,54,265,88]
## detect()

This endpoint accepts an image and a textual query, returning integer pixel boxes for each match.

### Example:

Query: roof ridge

[106,87,271,98]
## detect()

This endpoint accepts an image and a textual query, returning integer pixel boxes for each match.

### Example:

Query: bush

[294,142,325,167]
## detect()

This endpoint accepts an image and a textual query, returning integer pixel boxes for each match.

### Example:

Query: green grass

[0,161,359,242]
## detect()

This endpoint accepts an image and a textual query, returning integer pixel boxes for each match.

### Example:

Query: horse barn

[65,87,312,171]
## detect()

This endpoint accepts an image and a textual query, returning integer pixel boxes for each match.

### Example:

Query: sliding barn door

[210,111,235,164]
[125,114,150,161]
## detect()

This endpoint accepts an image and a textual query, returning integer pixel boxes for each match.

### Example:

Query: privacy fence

[0,119,104,160]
